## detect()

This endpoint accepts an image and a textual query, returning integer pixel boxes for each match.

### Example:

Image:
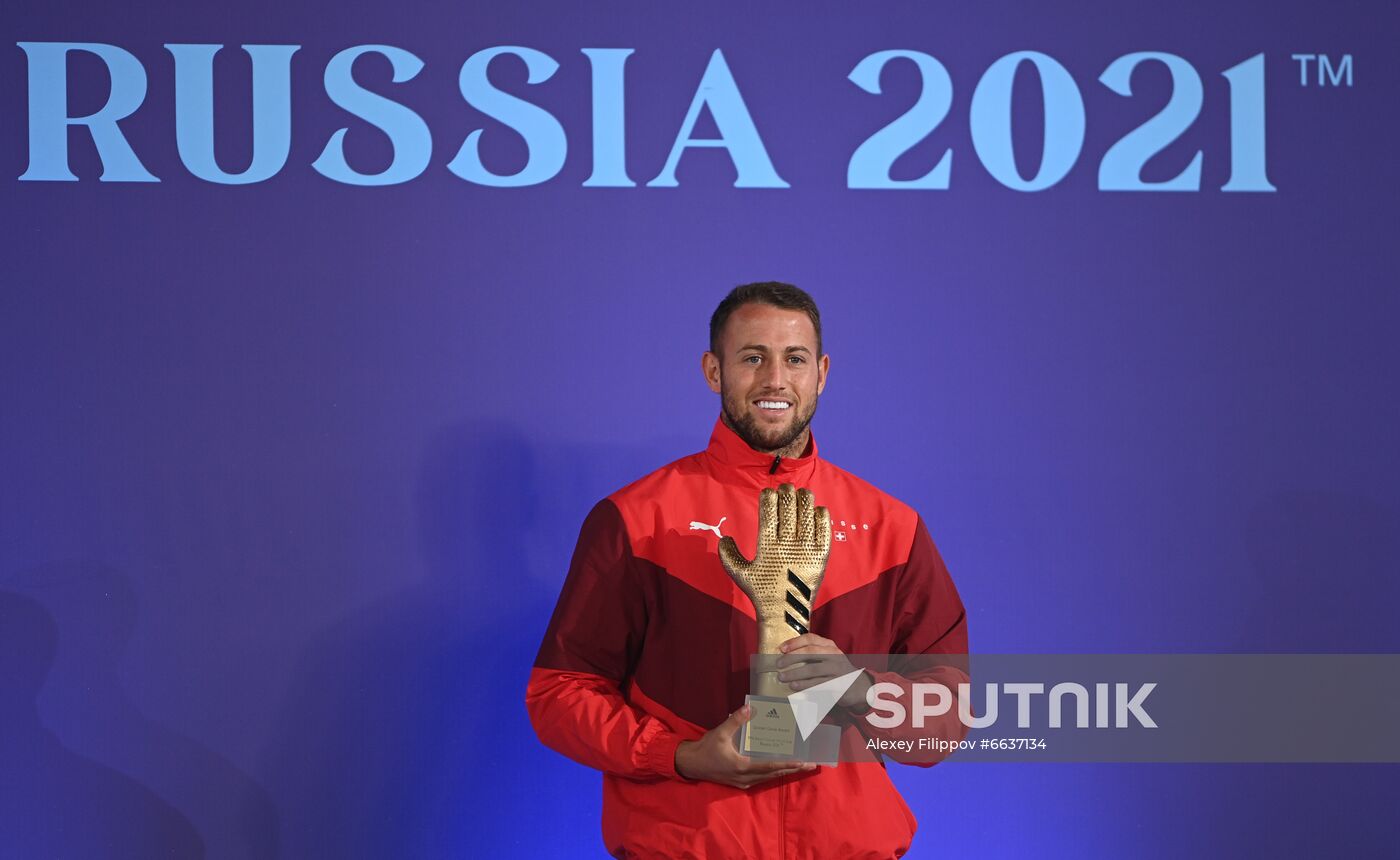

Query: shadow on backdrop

[0,589,205,858]
[261,419,589,857]
[2,562,281,860]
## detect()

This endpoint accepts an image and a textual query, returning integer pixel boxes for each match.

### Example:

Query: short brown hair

[709,282,823,356]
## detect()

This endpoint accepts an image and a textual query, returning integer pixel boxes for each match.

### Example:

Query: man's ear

[702,351,723,394]
[816,353,830,395]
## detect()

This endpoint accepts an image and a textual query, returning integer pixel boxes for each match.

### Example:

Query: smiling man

[527,282,968,859]
[702,292,828,460]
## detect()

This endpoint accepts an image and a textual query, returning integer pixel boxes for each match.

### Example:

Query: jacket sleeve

[525,498,695,782]
[848,514,970,766]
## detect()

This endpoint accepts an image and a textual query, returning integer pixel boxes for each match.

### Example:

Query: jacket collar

[704,414,820,485]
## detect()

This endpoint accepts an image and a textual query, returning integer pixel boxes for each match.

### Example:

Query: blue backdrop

[2,1,1397,857]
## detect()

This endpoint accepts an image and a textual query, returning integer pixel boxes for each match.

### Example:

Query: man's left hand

[776,634,872,710]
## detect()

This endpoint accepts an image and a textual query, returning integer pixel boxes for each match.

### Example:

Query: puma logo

[688,516,726,538]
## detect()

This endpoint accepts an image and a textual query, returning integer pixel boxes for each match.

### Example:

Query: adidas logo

[766,708,780,718]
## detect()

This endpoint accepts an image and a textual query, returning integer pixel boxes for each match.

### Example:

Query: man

[527,282,968,859]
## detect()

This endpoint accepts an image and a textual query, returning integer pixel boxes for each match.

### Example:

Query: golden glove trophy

[718,483,832,759]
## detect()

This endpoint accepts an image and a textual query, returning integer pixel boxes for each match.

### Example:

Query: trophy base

[739,694,841,765]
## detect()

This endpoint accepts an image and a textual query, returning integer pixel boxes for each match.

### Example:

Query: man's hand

[674,705,818,789]
[777,633,874,711]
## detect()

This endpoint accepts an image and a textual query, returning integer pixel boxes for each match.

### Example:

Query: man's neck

[767,428,811,461]
[722,412,812,460]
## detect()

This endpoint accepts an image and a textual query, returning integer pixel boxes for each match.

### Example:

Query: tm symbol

[1291,53,1353,87]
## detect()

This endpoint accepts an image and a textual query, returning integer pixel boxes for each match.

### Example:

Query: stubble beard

[721,386,819,456]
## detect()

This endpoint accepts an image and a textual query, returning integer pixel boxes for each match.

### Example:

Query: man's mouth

[755,399,792,414]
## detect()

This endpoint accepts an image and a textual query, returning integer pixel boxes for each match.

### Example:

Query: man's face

[703,302,830,454]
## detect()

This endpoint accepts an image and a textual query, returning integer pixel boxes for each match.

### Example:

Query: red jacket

[527,417,969,859]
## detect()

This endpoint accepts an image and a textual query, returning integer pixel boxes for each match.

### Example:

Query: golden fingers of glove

[719,483,832,657]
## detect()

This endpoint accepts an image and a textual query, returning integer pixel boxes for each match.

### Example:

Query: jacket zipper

[772,452,788,858]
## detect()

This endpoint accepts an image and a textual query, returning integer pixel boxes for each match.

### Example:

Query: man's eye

[788,356,805,364]
[743,355,761,364]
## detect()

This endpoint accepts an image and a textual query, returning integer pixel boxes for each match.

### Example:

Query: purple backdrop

[3,1,1397,857]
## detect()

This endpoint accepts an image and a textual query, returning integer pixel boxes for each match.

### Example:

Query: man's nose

[759,360,785,388]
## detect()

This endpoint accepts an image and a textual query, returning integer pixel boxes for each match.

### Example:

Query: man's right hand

[674,705,818,789]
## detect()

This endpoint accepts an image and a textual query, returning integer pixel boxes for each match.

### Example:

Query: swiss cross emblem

[831,518,870,544]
